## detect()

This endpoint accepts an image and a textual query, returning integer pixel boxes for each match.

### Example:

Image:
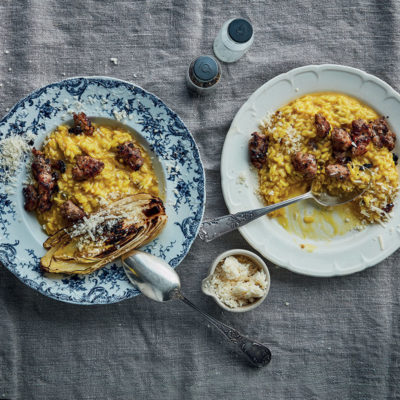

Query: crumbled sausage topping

[23,185,39,211]
[350,119,372,156]
[332,127,352,152]
[69,112,94,136]
[116,141,144,171]
[72,155,104,181]
[292,152,317,179]
[60,200,87,224]
[249,131,269,169]
[29,148,59,212]
[315,113,331,139]
[326,164,350,180]
[369,117,396,151]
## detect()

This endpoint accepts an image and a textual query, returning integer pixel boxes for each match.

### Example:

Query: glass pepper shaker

[213,18,254,63]
[186,55,222,95]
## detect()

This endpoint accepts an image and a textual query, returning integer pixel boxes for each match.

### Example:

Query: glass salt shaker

[213,18,254,63]
[186,55,222,95]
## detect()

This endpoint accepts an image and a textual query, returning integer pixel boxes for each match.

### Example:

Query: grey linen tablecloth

[0,0,399,399]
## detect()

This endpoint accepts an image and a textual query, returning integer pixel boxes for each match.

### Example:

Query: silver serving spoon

[199,172,371,242]
[122,250,272,368]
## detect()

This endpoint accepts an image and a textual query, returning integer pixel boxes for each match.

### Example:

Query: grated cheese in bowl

[202,250,270,312]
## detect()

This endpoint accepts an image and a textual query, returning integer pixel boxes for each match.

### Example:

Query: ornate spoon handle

[198,192,312,242]
[179,294,271,368]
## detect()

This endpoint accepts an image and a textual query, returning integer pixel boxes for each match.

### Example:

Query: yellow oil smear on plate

[277,200,362,240]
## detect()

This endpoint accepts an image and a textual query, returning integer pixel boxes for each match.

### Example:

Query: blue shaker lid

[228,18,253,43]
[193,56,219,82]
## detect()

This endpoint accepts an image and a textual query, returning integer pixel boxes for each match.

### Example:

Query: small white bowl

[201,249,270,312]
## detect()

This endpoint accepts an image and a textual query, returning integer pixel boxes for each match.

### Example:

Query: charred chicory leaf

[40,194,167,274]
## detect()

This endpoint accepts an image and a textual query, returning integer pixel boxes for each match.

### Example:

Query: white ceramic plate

[221,64,400,277]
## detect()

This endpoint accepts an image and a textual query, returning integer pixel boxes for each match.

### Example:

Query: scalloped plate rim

[221,64,400,277]
[0,76,205,304]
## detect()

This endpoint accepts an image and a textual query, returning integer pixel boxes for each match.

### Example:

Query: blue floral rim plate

[0,76,205,304]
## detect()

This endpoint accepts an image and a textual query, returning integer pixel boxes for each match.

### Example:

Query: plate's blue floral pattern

[0,77,205,304]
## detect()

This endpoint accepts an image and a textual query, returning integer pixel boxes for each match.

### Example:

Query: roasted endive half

[40,194,167,274]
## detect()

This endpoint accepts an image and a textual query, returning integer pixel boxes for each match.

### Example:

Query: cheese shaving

[378,235,385,250]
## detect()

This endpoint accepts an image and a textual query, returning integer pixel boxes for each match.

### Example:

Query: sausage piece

[369,117,396,151]
[326,164,350,180]
[116,141,144,171]
[331,127,352,152]
[23,185,39,211]
[37,172,59,212]
[72,155,104,181]
[31,149,59,212]
[249,131,268,169]
[292,152,317,179]
[315,113,331,139]
[350,119,372,156]
[60,200,87,224]
[69,112,94,136]
[31,148,51,180]
[32,148,65,175]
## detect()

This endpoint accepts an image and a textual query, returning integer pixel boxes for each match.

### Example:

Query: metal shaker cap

[228,18,253,43]
[193,56,219,82]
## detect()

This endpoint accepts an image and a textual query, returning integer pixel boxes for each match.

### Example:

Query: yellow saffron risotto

[257,93,398,227]
[37,124,159,235]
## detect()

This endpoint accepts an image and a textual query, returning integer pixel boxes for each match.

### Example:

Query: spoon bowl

[311,168,372,207]
[122,249,180,302]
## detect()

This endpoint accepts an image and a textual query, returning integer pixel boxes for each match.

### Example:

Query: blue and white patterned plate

[0,77,205,304]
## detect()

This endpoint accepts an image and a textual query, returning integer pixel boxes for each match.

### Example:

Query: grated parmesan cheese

[284,125,301,153]
[0,136,31,191]
[236,172,248,187]
[259,111,274,129]
[113,109,127,121]
[67,206,137,250]
[204,255,268,309]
